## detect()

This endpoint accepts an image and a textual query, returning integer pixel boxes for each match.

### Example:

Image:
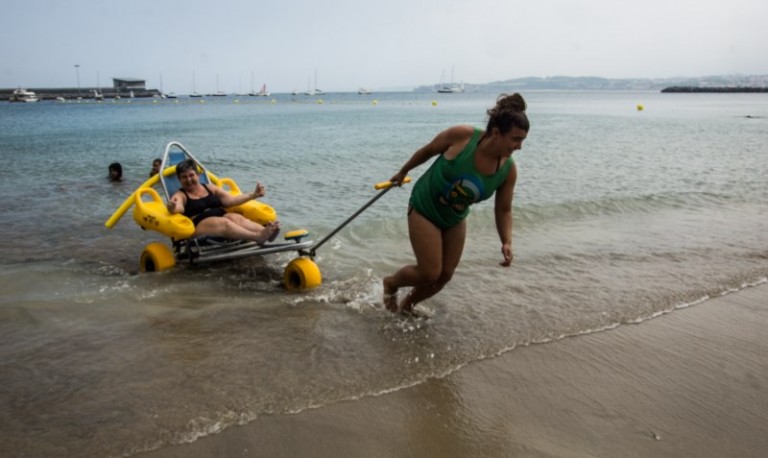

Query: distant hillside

[414,75,768,92]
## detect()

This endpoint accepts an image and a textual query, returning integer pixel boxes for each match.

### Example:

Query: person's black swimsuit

[182,184,227,225]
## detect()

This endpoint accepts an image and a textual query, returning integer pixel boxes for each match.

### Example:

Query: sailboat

[304,68,323,96]
[94,71,104,100]
[436,67,464,93]
[211,74,227,96]
[158,73,176,98]
[189,70,202,97]
[249,77,270,97]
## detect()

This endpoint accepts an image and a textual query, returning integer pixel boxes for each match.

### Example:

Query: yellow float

[133,187,195,240]
[217,177,277,225]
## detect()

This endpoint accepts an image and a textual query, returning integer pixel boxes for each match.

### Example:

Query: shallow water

[1,91,767,457]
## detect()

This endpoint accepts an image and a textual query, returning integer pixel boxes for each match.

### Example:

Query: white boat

[189,70,202,97]
[250,83,270,97]
[437,84,464,93]
[305,69,323,96]
[94,72,104,101]
[10,88,39,103]
[436,67,464,93]
[157,74,176,99]
[212,74,227,96]
[357,87,372,95]
[304,76,315,96]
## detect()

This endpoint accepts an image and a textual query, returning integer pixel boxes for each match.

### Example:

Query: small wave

[513,191,734,228]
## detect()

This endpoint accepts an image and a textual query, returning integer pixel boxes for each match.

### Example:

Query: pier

[661,86,768,93]
[0,87,161,101]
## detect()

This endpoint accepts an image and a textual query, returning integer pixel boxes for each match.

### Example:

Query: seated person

[149,158,162,177]
[166,159,280,244]
[108,162,123,181]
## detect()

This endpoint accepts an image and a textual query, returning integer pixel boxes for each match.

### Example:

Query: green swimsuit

[410,128,513,230]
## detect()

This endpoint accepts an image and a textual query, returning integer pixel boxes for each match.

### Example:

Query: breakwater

[0,87,161,101]
[661,86,768,93]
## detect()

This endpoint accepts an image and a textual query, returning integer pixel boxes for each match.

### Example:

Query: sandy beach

[138,283,768,458]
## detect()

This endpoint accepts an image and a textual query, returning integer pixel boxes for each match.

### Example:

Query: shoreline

[661,86,768,93]
[140,283,768,458]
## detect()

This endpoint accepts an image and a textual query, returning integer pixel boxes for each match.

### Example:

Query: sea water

[1,91,766,456]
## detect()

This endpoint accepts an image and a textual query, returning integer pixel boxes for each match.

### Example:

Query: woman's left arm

[494,163,517,266]
[216,182,266,208]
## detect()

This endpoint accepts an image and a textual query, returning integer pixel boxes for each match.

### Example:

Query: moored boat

[250,83,270,97]
[10,88,39,103]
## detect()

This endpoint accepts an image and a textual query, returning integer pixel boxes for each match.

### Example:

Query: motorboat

[10,88,39,103]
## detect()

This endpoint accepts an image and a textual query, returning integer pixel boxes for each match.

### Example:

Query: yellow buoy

[431,100,437,106]
[636,104,644,111]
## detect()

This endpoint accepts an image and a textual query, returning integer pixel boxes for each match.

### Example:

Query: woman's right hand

[389,171,408,186]
[167,198,179,214]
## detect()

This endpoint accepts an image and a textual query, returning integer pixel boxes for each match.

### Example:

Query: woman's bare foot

[258,221,280,245]
[383,277,398,312]
[267,221,280,242]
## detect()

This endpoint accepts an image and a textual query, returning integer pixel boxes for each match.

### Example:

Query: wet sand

[141,284,768,458]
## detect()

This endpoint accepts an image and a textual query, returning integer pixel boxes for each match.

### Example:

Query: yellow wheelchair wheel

[139,242,176,272]
[283,257,322,290]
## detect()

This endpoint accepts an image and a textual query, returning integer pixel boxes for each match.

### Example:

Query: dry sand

[141,284,768,458]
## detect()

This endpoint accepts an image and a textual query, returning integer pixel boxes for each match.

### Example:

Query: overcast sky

[2,0,766,93]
